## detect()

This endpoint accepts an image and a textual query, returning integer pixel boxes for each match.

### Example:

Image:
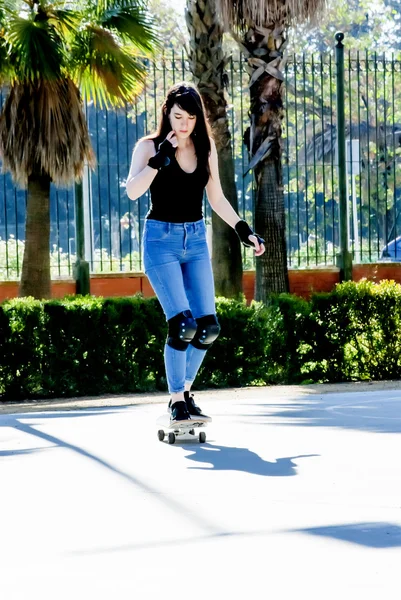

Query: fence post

[335,32,353,281]
[74,181,90,295]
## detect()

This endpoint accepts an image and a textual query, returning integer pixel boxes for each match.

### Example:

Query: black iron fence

[284,49,401,267]
[2,45,401,279]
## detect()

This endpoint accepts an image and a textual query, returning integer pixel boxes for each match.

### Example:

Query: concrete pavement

[1,384,400,599]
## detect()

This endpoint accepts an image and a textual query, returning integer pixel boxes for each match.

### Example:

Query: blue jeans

[143,219,216,393]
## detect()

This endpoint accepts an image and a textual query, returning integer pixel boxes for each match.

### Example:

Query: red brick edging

[2,263,401,303]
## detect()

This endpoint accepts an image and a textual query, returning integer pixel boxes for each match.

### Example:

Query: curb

[1,380,401,415]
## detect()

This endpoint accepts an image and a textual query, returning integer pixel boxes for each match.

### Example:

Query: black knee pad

[166,310,197,351]
[190,314,221,350]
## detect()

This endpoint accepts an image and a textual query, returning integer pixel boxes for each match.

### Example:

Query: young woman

[126,82,265,424]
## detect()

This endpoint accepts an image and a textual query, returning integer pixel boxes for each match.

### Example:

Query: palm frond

[0,5,9,82]
[6,14,64,80]
[216,0,327,31]
[0,0,17,15]
[46,8,82,37]
[0,77,95,186]
[95,0,148,15]
[70,25,146,107]
[100,4,160,53]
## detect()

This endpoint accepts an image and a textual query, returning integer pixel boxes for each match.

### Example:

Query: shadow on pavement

[0,409,223,536]
[292,522,401,548]
[0,447,48,457]
[239,390,401,434]
[184,443,319,476]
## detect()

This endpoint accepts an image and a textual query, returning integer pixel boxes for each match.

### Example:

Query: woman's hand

[248,235,265,256]
[148,131,178,170]
[165,130,178,148]
[234,220,265,256]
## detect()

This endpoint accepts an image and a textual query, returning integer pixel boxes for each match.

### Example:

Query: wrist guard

[235,220,265,248]
[147,138,176,170]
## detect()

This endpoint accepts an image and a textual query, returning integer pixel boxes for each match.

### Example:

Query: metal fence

[284,51,401,266]
[1,48,401,279]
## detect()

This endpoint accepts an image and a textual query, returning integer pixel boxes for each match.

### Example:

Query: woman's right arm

[126,140,158,200]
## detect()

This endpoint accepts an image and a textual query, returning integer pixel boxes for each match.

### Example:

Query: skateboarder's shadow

[184,443,319,477]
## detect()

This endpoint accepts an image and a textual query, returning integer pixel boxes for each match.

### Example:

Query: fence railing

[284,50,401,267]
[2,46,401,279]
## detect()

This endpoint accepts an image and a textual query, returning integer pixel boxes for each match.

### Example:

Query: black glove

[235,220,265,248]
[148,138,176,170]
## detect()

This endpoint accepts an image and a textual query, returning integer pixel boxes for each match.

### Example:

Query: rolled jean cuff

[169,387,185,394]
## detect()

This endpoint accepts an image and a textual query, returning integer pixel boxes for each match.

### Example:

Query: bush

[1,280,401,401]
[303,279,401,382]
[0,298,47,399]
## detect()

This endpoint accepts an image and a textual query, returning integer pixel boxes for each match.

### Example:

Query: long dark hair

[145,82,212,177]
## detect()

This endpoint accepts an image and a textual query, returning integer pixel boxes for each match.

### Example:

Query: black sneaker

[170,401,191,424]
[184,392,212,423]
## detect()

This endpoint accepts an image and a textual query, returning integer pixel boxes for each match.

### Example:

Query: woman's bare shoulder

[136,138,156,155]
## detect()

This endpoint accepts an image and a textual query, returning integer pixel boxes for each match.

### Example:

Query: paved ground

[1,383,401,599]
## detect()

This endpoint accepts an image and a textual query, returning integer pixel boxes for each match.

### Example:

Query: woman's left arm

[206,138,265,256]
[206,138,241,228]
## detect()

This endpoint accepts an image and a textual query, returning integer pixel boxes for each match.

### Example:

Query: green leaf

[100,6,160,53]
[70,25,147,106]
[47,8,82,37]
[6,15,64,80]
[95,0,148,16]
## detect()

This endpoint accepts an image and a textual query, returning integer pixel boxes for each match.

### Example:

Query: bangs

[172,92,201,116]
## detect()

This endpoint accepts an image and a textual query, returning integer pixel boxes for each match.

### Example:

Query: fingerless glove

[235,220,265,248]
[148,138,176,170]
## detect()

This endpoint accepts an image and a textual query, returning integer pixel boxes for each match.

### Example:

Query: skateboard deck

[156,412,208,444]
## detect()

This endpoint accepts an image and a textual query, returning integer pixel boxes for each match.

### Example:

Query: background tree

[288,0,400,53]
[281,0,401,265]
[0,0,158,299]
[186,0,242,297]
[214,0,329,300]
[149,0,189,52]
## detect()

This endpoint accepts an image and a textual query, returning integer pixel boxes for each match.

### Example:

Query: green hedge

[1,279,401,401]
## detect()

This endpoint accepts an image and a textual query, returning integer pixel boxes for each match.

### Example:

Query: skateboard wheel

[189,429,195,436]
[199,431,206,443]
[168,432,176,445]
[157,430,165,442]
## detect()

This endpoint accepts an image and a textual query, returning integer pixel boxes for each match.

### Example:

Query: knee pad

[190,314,221,350]
[166,310,197,351]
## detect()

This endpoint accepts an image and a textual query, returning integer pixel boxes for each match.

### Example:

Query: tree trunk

[255,158,289,299]
[186,0,242,297]
[243,25,290,300]
[213,143,243,296]
[19,173,51,299]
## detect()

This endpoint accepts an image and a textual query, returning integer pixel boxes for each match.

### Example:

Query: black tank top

[146,140,209,223]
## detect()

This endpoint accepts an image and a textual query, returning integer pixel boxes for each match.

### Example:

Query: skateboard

[156,412,208,444]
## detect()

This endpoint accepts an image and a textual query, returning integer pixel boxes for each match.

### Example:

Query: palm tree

[185,0,242,298]
[0,0,158,299]
[216,0,325,301]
